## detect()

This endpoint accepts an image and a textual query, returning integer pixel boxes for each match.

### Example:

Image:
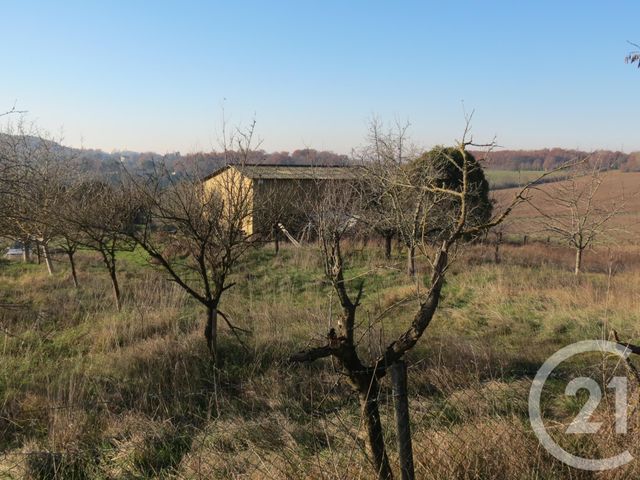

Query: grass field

[2,237,640,479]
[485,169,566,189]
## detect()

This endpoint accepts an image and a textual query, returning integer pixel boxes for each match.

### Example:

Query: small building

[202,164,358,236]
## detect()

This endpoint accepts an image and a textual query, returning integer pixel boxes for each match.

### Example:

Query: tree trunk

[35,241,42,265]
[67,251,79,288]
[22,242,31,263]
[107,264,121,311]
[575,247,583,275]
[100,251,121,311]
[205,304,218,363]
[42,244,54,276]
[406,245,415,277]
[359,381,393,480]
[384,233,393,260]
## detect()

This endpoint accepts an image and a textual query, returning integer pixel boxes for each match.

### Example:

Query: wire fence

[3,358,640,480]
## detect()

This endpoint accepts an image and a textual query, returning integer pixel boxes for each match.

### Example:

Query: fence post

[391,361,415,480]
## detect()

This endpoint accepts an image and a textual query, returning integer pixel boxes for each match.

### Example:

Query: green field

[486,169,566,189]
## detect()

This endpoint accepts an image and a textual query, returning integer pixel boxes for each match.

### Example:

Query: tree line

[473,147,635,172]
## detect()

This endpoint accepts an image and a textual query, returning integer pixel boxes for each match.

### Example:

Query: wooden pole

[494,231,502,264]
[391,361,415,480]
[273,224,280,255]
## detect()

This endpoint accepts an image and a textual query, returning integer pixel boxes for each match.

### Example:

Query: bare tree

[123,123,263,361]
[56,190,84,288]
[290,120,552,479]
[355,119,421,274]
[356,167,398,260]
[0,124,71,274]
[71,180,137,311]
[528,161,625,274]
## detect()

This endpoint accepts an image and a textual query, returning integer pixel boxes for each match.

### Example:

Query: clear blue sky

[2,1,639,154]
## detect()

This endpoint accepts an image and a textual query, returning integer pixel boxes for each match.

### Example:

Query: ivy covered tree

[409,146,492,242]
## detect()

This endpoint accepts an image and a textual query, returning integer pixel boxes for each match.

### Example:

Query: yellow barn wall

[202,167,255,235]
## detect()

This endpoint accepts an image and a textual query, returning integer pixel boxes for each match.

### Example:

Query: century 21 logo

[529,340,633,471]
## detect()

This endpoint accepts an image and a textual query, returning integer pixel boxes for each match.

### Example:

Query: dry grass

[2,241,640,479]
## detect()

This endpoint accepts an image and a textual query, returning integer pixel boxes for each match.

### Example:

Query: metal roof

[204,164,359,181]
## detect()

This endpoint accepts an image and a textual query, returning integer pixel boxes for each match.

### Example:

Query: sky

[2,1,639,155]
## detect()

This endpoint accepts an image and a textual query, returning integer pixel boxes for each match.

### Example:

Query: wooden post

[273,224,280,255]
[391,361,415,480]
[42,244,54,276]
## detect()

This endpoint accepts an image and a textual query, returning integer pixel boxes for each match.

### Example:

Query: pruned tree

[357,168,398,260]
[71,180,137,311]
[0,123,71,274]
[527,161,625,275]
[55,189,84,287]
[290,120,552,480]
[11,149,72,276]
[355,119,420,273]
[123,122,263,361]
[355,120,492,276]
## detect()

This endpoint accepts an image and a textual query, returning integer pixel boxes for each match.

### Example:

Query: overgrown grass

[1,240,640,478]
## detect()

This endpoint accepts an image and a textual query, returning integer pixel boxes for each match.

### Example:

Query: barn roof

[204,164,359,181]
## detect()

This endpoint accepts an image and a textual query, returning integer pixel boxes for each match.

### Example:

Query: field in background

[492,170,640,241]
[2,238,640,478]
[485,169,566,189]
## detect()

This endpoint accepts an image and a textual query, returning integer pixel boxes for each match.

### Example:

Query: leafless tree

[356,167,398,260]
[290,120,555,479]
[354,119,421,274]
[0,124,71,274]
[55,189,84,288]
[71,180,137,311]
[123,122,263,361]
[528,161,626,274]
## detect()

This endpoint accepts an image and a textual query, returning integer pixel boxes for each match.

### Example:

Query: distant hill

[4,134,640,178]
[0,133,350,178]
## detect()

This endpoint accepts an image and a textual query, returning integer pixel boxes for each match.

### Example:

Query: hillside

[492,170,640,240]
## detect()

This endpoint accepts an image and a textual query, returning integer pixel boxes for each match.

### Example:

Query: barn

[202,164,358,237]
